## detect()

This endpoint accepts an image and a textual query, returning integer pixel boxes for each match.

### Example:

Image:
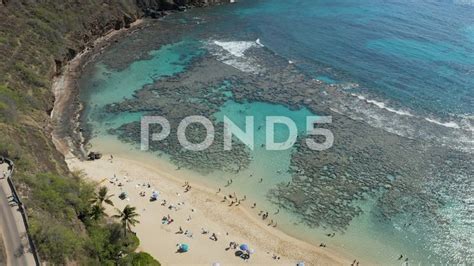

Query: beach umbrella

[248,249,255,254]
[297,262,305,266]
[239,244,249,251]
[151,191,159,199]
[179,243,189,252]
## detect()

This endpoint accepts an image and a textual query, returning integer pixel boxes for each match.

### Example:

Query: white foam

[208,39,263,73]
[256,38,264,47]
[425,118,461,129]
[213,40,257,57]
[351,93,414,117]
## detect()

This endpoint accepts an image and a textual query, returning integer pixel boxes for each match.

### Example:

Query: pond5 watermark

[141,115,334,152]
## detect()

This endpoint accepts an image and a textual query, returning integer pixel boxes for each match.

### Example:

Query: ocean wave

[342,92,473,152]
[213,40,259,57]
[207,39,264,73]
[424,118,461,129]
[350,93,414,117]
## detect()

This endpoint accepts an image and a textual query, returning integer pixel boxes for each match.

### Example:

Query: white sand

[67,155,350,265]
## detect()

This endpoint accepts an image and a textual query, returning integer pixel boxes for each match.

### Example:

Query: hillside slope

[0,0,224,263]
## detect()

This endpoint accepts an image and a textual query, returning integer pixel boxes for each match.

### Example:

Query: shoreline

[67,150,351,265]
[51,18,148,160]
[50,15,354,266]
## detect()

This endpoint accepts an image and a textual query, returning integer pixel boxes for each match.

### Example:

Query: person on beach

[184,185,191,193]
[217,188,221,194]
[259,178,263,183]
[252,203,256,208]
[184,230,193,238]
[177,227,184,234]
[263,212,269,220]
[210,233,218,241]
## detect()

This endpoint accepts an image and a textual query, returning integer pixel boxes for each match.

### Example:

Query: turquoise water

[77,0,474,264]
[212,101,433,263]
[80,40,204,134]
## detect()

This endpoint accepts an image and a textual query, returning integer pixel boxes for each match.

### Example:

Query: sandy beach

[67,153,350,265]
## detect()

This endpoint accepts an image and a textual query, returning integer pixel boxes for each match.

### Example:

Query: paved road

[0,163,35,266]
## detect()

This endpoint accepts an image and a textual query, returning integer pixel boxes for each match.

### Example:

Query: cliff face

[0,0,224,263]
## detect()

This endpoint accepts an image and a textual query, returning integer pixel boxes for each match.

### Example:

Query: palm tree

[113,205,140,235]
[89,203,106,221]
[91,186,114,206]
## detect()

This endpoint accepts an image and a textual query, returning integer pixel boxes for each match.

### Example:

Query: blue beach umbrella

[179,243,189,252]
[239,244,249,251]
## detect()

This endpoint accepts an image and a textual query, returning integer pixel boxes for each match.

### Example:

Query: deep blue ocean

[220,0,474,117]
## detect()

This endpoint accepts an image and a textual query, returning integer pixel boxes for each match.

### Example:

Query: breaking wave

[340,92,474,152]
[207,39,264,73]
[350,93,414,117]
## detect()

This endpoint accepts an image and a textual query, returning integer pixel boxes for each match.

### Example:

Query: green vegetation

[0,0,211,264]
[18,172,152,264]
[113,205,141,236]
[0,1,153,264]
[91,186,115,207]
